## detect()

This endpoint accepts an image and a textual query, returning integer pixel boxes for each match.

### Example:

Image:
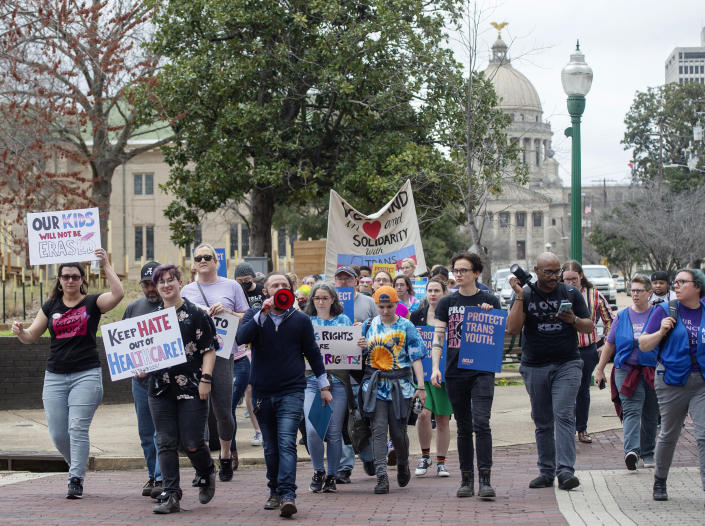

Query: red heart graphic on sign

[362,221,381,239]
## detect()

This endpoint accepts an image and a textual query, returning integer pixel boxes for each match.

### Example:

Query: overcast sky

[451,0,705,186]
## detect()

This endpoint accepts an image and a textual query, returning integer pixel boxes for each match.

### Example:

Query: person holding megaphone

[236,272,331,518]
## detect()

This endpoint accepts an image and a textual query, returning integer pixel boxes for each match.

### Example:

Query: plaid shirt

[578,287,614,348]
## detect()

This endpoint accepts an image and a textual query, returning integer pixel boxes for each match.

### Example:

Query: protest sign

[412,277,428,300]
[457,307,507,373]
[371,262,397,278]
[211,311,240,358]
[101,307,184,381]
[325,180,427,277]
[335,287,355,324]
[27,207,101,265]
[417,326,446,383]
[307,325,362,370]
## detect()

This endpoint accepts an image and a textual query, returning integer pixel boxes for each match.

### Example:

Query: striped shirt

[578,287,614,348]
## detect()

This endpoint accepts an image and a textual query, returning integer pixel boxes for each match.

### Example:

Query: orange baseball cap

[374,286,398,303]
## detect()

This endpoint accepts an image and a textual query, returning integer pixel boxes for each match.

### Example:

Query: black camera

[510,264,532,287]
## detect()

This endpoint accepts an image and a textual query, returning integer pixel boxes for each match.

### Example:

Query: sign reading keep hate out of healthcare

[101,307,185,381]
[27,207,102,265]
[306,325,363,370]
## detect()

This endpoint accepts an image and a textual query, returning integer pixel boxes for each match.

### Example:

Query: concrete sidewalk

[0,372,623,470]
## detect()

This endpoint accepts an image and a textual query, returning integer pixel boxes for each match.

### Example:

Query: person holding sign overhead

[361,286,426,494]
[410,277,452,478]
[148,264,219,514]
[506,252,592,492]
[181,243,249,482]
[303,282,366,494]
[430,252,500,499]
[11,248,123,499]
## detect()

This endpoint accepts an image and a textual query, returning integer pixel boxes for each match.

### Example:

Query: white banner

[27,207,101,265]
[101,307,185,381]
[307,325,363,370]
[324,180,426,278]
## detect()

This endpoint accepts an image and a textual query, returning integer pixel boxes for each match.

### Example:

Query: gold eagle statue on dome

[490,21,508,38]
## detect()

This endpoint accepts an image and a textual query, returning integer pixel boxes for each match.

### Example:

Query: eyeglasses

[673,280,694,287]
[312,296,331,302]
[630,289,647,295]
[194,255,214,262]
[60,274,81,282]
[538,268,563,277]
[157,277,178,286]
[452,268,474,275]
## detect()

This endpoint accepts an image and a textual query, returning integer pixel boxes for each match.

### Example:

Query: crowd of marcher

[10,247,705,516]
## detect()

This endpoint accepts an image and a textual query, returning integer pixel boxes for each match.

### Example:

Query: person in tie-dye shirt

[361,286,426,494]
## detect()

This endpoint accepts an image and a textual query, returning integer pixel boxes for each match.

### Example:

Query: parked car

[492,268,511,293]
[612,274,626,293]
[499,271,537,309]
[583,265,617,306]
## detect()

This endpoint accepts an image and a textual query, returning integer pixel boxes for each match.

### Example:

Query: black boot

[653,476,668,501]
[374,473,389,494]
[478,470,496,499]
[457,471,474,497]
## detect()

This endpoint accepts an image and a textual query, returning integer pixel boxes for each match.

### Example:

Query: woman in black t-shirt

[12,248,123,499]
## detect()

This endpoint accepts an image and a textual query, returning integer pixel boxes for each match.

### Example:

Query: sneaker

[625,451,638,471]
[322,474,337,493]
[363,461,376,476]
[529,474,554,488]
[310,470,325,493]
[335,469,351,484]
[436,464,450,477]
[386,442,397,466]
[415,457,430,476]
[196,470,216,504]
[66,477,83,499]
[219,455,234,482]
[142,477,155,497]
[251,431,263,446]
[244,409,250,418]
[643,457,655,468]
[152,492,180,514]
[397,463,411,487]
[150,481,163,499]
[557,472,580,491]
[280,498,297,518]
[264,494,281,510]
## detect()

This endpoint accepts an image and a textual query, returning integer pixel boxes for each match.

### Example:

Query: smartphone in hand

[558,300,572,313]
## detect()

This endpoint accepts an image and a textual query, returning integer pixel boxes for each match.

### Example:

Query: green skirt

[423,381,453,415]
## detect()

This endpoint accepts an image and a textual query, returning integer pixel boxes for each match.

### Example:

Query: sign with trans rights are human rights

[306,325,362,370]
[27,207,101,265]
[101,307,185,381]
[457,307,507,373]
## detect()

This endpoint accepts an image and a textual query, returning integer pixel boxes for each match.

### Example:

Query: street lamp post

[562,41,593,264]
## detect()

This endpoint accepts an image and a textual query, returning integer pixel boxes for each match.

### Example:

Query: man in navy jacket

[237,272,331,518]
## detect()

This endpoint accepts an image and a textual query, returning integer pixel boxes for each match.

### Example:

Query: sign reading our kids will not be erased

[101,308,185,381]
[27,207,101,265]
[457,307,507,373]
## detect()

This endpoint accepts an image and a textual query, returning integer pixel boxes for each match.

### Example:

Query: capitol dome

[483,37,542,114]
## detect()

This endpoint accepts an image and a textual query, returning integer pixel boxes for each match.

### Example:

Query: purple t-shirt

[181,277,250,359]
[644,304,702,372]
[606,307,653,367]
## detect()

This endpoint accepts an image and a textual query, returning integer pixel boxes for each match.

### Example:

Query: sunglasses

[194,255,214,262]
[60,274,82,282]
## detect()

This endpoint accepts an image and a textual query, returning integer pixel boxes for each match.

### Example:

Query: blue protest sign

[417,326,446,383]
[412,277,428,300]
[336,287,355,325]
[457,307,507,373]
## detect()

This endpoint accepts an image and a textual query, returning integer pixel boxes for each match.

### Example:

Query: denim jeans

[575,344,599,432]
[255,391,304,500]
[230,356,251,452]
[132,378,161,481]
[149,391,213,498]
[42,367,103,480]
[445,372,495,474]
[614,367,658,460]
[521,359,582,478]
[339,382,373,472]
[303,376,347,474]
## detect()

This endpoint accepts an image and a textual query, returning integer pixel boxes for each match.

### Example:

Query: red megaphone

[273,288,295,310]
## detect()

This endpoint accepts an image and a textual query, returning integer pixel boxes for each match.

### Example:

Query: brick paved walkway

[0,427,701,525]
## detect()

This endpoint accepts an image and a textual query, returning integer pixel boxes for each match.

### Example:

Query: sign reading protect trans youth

[457,307,507,373]
[27,207,101,265]
[101,307,185,381]
[306,325,362,370]
[325,180,426,277]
